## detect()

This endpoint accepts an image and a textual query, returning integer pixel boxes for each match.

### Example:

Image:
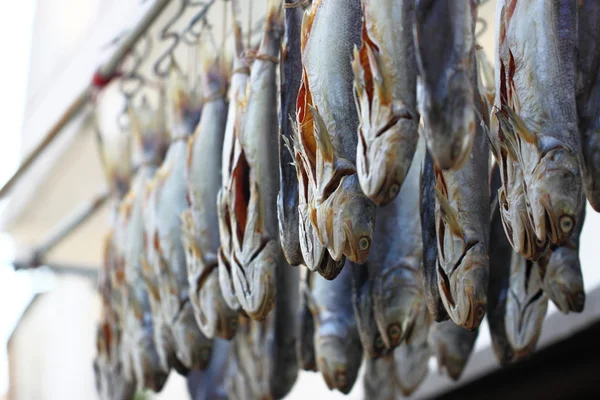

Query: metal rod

[13,260,99,280]
[0,0,173,201]
[30,188,110,263]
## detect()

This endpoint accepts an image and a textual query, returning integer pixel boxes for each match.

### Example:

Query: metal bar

[12,260,99,280]
[30,188,110,263]
[0,0,173,201]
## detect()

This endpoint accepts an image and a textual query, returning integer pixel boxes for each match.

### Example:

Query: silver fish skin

[414,0,477,170]
[487,163,518,366]
[577,1,600,212]
[183,56,238,340]
[217,0,250,313]
[497,0,583,246]
[420,144,448,321]
[354,0,420,206]
[307,263,363,394]
[363,355,396,400]
[187,338,231,400]
[371,137,424,349]
[432,77,490,330]
[351,262,387,359]
[428,319,477,381]
[278,0,305,266]
[505,252,548,360]
[540,202,586,313]
[393,299,431,396]
[294,0,375,265]
[229,0,285,320]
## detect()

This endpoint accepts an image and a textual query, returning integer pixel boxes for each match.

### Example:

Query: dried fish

[297,270,317,371]
[306,263,363,394]
[431,78,490,329]
[187,339,231,400]
[351,262,386,359]
[182,53,238,340]
[371,137,424,349]
[217,0,251,313]
[363,355,396,400]
[414,0,477,170]
[539,202,585,313]
[353,0,419,206]
[292,0,375,265]
[487,163,517,365]
[577,1,600,211]
[277,0,305,266]
[495,0,583,247]
[118,96,170,391]
[420,144,448,321]
[428,319,477,381]
[504,252,548,360]
[228,0,285,319]
[393,299,431,396]
[145,69,213,370]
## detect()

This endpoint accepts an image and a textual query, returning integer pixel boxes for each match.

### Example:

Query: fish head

[315,322,363,394]
[429,321,477,381]
[440,242,488,329]
[357,114,419,206]
[132,334,169,392]
[421,69,475,170]
[171,302,213,370]
[529,148,582,245]
[373,263,421,349]
[166,68,203,138]
[339,190,376,264]
[129,94,170,166]
[542,246,585,313]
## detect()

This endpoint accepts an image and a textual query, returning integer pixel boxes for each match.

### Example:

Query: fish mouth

[316,336,361,394]
[546,280,585,313]
[171,301,213,370]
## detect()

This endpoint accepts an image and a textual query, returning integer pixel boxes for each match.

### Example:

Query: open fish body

[217,0,251,313]
[293,0,375,265]
[183,56,239,340]
[428,319,477,381]
[228,0,285,320]
[505,251,548,359]
[577,1,600,211]
[393,299,431,396]
[539,201,585,313]
[278,0,305,266]
[496,0,582,246]
[370,137,424,349]
[431,63,490,329]
[354,0,419,206]
[363,355,396,400]
[414,0,477,170]
[420,143,448,321]
[307,263,363,394]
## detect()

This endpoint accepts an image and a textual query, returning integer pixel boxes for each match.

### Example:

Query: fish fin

[434,181,464,240]
[504,106,537,145]
[494,107,521,162]
[308,105,334,163]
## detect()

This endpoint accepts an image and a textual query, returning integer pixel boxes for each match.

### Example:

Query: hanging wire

[475,0,490,39]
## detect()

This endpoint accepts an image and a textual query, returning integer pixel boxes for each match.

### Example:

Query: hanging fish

[277,0,306,266]
[577,1,600,212]
[187,339,231,400]
[297,269,317,371]
[539,202,585,313]
[227,0,285,319]
[420,143,448,321]
[118,94,170,391]
[217,0,251,313]
[292,0,375,266]
[495,0,582,248]
[363,355,396,400]
[393,299,431,396]
[431,69,490,330]
[371,137,425,349]
[353,0,419,206]
[414,0,477,170]
[306,263,363,394]
[145,68,213,371]
[182,51,238,340]
[428,319,477,381]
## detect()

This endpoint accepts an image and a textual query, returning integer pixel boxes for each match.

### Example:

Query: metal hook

[119,33,153,99]
[152,0,190,77]
[181,0,217,45]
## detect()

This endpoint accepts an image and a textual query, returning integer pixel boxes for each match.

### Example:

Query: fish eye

[559,215,574,234]
[388,324,402,340]
[475,304,486,321]
[389,184,400,198]
[358,237,371,252]
[375,335,384,350]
